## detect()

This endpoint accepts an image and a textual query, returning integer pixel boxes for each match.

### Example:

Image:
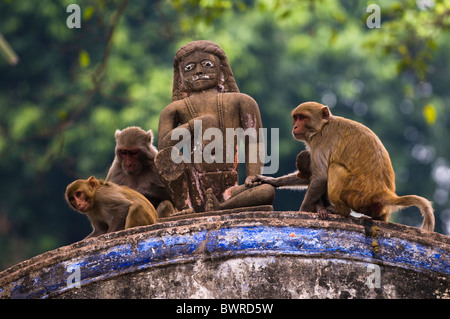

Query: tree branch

[38,0,130,139]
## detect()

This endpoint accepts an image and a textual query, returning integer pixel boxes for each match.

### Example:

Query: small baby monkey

[65,176,158,239]
[295,150,333,219]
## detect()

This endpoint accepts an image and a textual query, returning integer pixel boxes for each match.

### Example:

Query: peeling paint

[0,211,448,299]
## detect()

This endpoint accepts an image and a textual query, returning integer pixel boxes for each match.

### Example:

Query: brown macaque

[251,153,309,190]
[295,150,332,219]
[65,176,158,239]
[106,126,174,218]
[252,150,332,219]
[295,150,312,180]
[291,101,435,231]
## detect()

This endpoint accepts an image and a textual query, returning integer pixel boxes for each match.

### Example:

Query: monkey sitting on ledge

[255,101,435,232]
[106,126,174,218]
[65,176,158,239]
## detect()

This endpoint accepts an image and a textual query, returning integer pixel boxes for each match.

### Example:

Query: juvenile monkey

[291,101,435,231]
[295,150,312,180]
[252,150,331,219]
[295,150,333,219]
[251,151,310,190]
[65,176,158,239]
[106,126,174,218]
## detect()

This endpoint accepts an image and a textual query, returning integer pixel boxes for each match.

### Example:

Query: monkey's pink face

[69,190,91,212]
[292,113,308,141]
[181,52,221,92]
[119,148,143,175]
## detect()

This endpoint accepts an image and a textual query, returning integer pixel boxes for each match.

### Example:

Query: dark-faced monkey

[66,176,158,239]
[291,101,434,231]
[106,126,174,218]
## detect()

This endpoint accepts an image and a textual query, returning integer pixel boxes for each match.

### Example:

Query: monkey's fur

[292,101,434,231]
[106,126,174,218]
[65,176,158,239]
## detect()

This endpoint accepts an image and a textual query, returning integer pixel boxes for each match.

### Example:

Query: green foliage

[0,0,449,270]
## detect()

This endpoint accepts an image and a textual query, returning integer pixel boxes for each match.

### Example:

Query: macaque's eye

[295,114,308,121]
[75,191,82,198]
[119,149,139,156]
[201,60,215,68]
[184,63,195,71]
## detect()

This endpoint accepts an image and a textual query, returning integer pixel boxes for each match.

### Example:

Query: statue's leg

[205,184,275,211]
[156,147,215,213]
[155,147,193,212]
[186,167,210,213]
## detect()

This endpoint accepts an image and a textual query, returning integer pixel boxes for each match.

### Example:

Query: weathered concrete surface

[0,210,449,299]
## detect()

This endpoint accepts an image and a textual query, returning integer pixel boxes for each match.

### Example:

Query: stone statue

[155,40,275,213]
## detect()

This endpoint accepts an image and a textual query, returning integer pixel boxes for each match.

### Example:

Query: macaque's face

[118,148,143,175]
[68,189,91,212]
[65,177,100,214]
[291,102,331,141]
[292,113,309,141]
[181,51,221,92]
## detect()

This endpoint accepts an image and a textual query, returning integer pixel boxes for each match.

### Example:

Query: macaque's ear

[147,129,154,144]
[87,176,99,189]
[115,129,122,139]
[321,106,331,119]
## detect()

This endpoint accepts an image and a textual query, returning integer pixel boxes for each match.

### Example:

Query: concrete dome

[0,209,448,299]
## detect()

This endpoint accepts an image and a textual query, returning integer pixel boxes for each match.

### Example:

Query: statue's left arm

[238,94,264,183]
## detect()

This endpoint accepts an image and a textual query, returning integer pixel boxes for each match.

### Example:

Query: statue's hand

[189,115,219,149]
[245,175,260,187]
[188,115,218,131]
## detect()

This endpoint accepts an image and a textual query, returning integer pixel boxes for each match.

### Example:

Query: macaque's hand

[317,207,329,220]
[249,175,276,187]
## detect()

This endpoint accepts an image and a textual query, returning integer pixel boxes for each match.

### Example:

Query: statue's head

[171,40,239,101]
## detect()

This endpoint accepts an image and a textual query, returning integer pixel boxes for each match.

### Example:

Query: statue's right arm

[157,103,190,149]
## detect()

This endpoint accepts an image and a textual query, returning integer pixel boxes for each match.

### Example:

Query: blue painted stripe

[204,226,449,274]
[7,225,449,298]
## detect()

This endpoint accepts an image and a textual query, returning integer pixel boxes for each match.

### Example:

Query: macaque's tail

[386,193,435,232]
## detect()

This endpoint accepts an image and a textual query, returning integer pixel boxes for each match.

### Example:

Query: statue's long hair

[171,40,239,102]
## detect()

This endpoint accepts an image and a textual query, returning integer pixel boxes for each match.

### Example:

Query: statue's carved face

[180,51,221,92]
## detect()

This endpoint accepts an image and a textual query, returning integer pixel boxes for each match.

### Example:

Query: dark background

[0,0,449,270]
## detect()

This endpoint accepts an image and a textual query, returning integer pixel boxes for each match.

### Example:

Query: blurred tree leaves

[0,0,449,270]
[364,0,449,80]
[0,33,19,65]
[78,49,91,68]
[423,103,437,125]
